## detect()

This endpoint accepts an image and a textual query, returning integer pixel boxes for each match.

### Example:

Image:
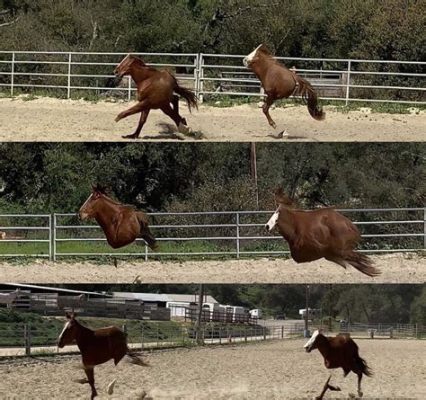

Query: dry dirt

[0,97,425,142]
[0,339,424,399]
[0,253,424,284]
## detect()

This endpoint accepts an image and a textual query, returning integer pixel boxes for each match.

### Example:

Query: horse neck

[128,64,154,84]
[74,321,94,350]
[251,58,276,78]
[316,335,331,359]
[276,207,297,242]
[93,197,121,231]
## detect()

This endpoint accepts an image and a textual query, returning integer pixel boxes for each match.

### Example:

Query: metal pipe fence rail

[0,51,424,105]
[0,320,303,356]
[0,208,424,261]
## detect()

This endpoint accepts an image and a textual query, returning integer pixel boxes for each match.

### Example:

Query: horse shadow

[141,123,204,140]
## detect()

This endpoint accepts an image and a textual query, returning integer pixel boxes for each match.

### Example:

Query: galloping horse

[58,312,147,399]
[304,329,372,399]
[79,185,158,250]
[243,44,325,131]
[113,54,198,138]
[265,188,381,277]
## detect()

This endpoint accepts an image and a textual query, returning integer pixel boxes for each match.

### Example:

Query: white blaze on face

[304,329,320,349]
[243,44,263,67]
[58,321,70,344]
[265,209,280,231]
[79,193,93,219]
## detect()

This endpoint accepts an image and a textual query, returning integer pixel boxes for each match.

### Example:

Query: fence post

[141,323,144,350]
[423,208,425,250]
[49,214,53,261]
[10,52,15,97]
[263,326,266,341]
[52,214,57,262]
[236,212,240,259]
[194,53,200,98]
[127,76,132,101]
[24,323,31,356]
[198,53,204,103]
[67,53,72,99]
[345,60,351,106]
[122,324,127,335]
[281,325,284,339]
[145,244,148,261]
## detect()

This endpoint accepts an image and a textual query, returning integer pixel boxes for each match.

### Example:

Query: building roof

[112,292,218,304]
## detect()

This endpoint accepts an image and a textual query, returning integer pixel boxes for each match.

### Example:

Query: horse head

[79,184,108,220]
[265,188,295,231]
[303,329,323,353]
[243,44,273,68]
[58,312,78,348]
[114,54,145,78]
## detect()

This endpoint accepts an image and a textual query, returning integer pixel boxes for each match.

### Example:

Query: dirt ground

[1,339,424,399]
[0,253,424,284]
[0,97,424,142]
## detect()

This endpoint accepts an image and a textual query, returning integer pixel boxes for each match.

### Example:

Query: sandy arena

[0,97,424,142]
[0,253,424,284]
[1,339,424,399]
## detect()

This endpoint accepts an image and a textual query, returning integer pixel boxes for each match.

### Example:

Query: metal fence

[0,51,424,105]
[0,208,424,261]
[0,319,305,356]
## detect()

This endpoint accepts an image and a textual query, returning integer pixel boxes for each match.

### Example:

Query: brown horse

[304,329,372,399]
[113,54,198,139]
[79,185,158,250]
[265,189,380,277]
[243,44,325,131]
[58,312,147,399]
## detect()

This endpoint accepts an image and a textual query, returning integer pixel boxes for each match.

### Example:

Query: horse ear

[65,312,72,320]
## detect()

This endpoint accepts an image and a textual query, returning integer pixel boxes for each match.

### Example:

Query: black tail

[174,82,198,112]
[141,229,158,251]
[126,349,149,367]
[356,355,373,377]
[346,251,381,277]
[296,76,325,121]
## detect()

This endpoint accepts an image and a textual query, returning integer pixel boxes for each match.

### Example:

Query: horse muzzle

[243,57,249,67]
[79,212,89,221]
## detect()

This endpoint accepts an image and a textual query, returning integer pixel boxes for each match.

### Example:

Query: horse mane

[130,55,147,67]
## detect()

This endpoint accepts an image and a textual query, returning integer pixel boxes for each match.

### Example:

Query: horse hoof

[178,123,190,135]
[107,378,116,395]
[276,130,288,139]
[115,116,122,122]
[122,134,138,139]
[358,391,363,398]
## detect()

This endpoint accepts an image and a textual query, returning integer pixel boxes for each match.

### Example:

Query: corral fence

[0,51,425,105]
[0,319,422,357]
[340,322,422,339]
[0,208,424,261]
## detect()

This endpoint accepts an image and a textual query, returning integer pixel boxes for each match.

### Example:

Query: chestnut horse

[79,185,158,250]
[243,44,325,131]
[113,54,198,139]
[58,312,147,399]
[304,329,372,399]
[265,189,380,277]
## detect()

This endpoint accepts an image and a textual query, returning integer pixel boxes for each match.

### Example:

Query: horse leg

[325,256,347,270]
[315,375,331,400]
[172,95,187,126]
[115,101,148,122]
[263,96,277,129]
[122,109,150,139]
[357,373,363,397]
[161,103,190,134]
[84,367,97,399]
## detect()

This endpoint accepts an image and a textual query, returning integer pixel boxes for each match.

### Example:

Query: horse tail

[295,76,325,121]
[174,82,198,112]
[141,230,158,251]
[345,251,381,277]
[137,212,158,250]
[126,349,149,367]
[356,355,373,377]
